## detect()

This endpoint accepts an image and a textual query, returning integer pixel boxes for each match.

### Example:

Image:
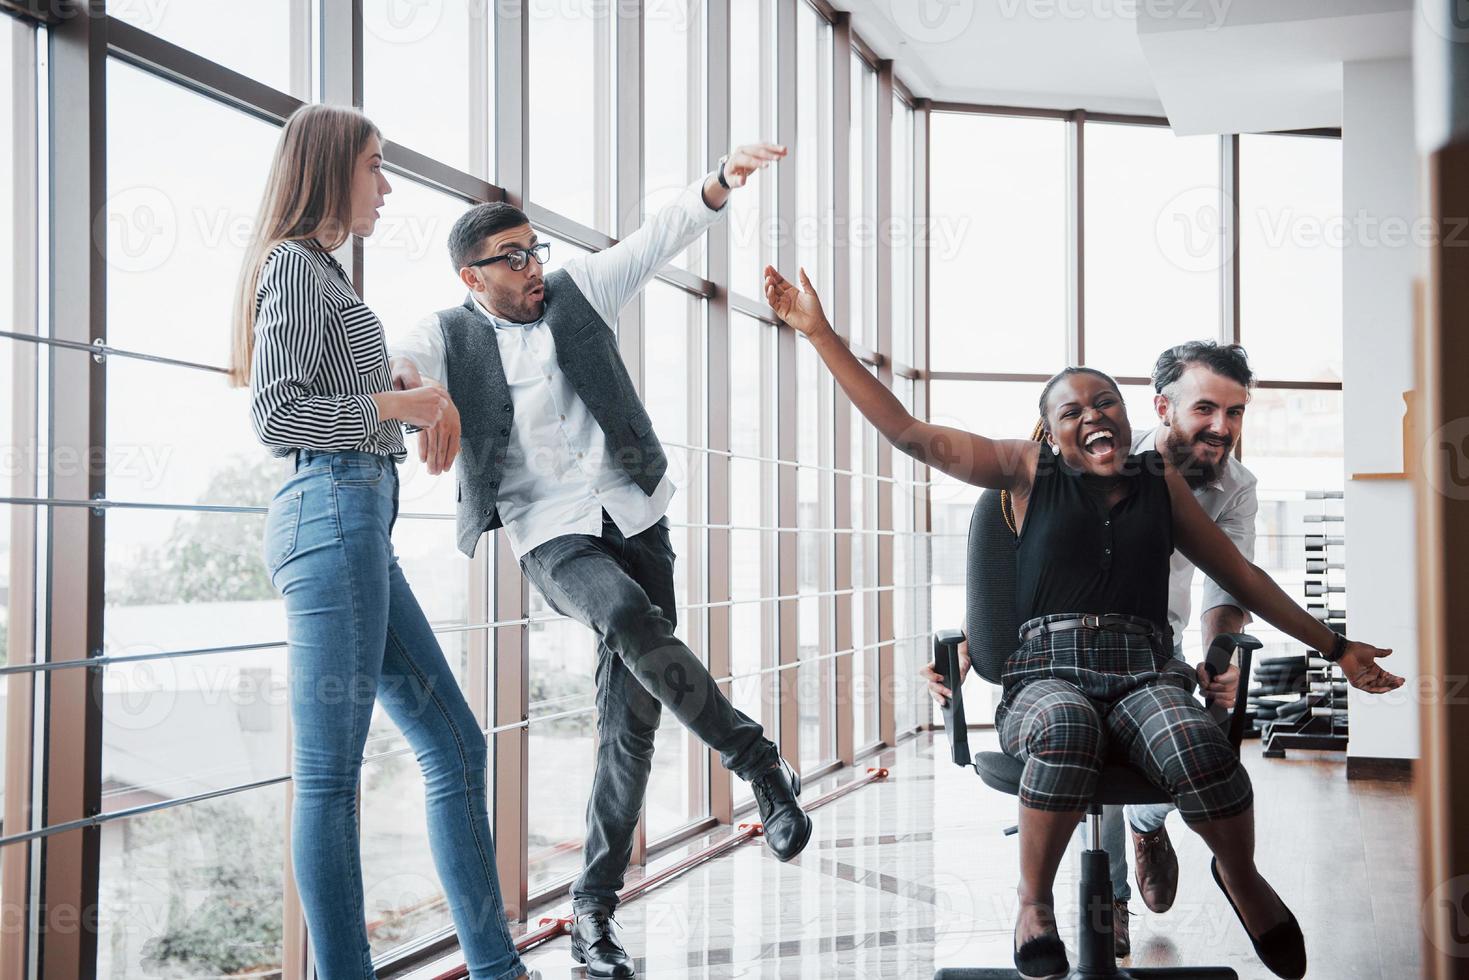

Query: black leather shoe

[1013,932,1069,980]
[1211,858,1307,979]
[570,909,635,979]
[751,757,813,862]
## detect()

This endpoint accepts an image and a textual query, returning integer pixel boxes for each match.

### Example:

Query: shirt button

[577,452,584,459]
[1105,548,1112,555]
[500,427,509,436]
[503,403,511,412]
[544,373,552,381]
[1104,520,1110,526]
[560,414,566,422]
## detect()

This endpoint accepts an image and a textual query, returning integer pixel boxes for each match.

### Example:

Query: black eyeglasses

[468,242,550,272]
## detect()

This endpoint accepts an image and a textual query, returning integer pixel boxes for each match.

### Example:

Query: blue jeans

[519,512,777,913]
[267,450,526,980]
[1099,640,1185,901]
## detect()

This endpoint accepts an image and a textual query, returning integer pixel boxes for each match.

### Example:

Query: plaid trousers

[996,613,1253,825]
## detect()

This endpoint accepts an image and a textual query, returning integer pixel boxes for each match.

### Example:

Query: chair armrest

[1203,632,1262,750]
[932,629,970,766]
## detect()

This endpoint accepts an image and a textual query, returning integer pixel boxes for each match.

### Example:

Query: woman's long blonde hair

[228,104,381,387]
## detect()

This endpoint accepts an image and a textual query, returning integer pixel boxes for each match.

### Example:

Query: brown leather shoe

[1131,822,1180,913]
[1113,900,1131,959]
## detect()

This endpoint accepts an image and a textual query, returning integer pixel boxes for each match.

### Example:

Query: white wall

[1341,57,1422,760]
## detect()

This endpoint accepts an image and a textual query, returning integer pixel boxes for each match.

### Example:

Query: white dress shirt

[1132,425,1260,643]
[392,176,724,559]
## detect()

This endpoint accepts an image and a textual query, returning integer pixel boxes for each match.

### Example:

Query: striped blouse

[248,240,406,460]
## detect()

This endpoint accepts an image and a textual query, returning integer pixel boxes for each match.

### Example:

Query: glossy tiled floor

[415,731,1419,979]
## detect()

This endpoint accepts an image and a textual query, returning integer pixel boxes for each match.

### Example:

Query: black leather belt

[1019,614,1162,644]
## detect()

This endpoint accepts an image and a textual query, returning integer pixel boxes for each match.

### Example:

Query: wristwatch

[716,154,731,190]
[1324,631,1348,663]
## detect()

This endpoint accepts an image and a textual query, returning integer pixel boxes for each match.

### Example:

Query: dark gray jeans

[519,511,777,913]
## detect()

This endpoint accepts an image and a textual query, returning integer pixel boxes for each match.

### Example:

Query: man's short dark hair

[447,202,531,271]
[1152,341,1255,396]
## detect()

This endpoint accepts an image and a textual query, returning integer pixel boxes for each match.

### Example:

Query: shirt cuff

[354,392,381,435]
[693,174,729,215]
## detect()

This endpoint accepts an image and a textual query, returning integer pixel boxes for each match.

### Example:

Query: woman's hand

[1337,640,1404,693]
[373,386,451,429]
[764,266,830,338]
[920,639,970,707]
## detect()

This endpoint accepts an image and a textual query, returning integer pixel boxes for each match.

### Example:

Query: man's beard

[1163,426,1230,487]
[489,281,544,323]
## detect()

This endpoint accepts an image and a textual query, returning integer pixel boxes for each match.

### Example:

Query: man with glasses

[390,143,797,979]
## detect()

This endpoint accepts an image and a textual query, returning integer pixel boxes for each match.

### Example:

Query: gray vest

[436,269,668,557]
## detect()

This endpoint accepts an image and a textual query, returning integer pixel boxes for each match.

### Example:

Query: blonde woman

[230,104,530,980]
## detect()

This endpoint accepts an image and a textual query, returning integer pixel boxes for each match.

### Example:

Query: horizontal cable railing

[0,632,931,850]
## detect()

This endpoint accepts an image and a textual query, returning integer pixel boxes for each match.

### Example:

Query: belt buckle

[1081,613,1102,630]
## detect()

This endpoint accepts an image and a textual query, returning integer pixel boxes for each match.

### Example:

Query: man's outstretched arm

[570,143,786,325]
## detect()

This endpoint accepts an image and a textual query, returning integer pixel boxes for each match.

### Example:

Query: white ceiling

[833,0,1415,131]
[833,0,1172,116]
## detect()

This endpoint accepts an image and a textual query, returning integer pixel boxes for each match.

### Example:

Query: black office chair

[932,489,1260,980]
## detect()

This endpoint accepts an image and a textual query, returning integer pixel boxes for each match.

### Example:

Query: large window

[1240,134,1344,383]
[1084,122,1221,377]
[108,0,298,94]
[528,0,617,232]
[99,60,289,978]
[848,52,878,351]
[644,0,707,273]
[929,113,1068,373]
[795,1,834,297]
[0,8,27,857]
[728,312,778,809]
[728,0,779,301]
[13,4,932,975]
[364,0,495,178]
[925,116,1345,672]
[643,280,710,839]
[891,96,915,369]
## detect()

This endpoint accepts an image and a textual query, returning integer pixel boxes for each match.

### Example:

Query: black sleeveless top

[1014,449,1173,629]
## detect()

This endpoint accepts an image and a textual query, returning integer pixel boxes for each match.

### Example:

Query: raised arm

[1165,462,1402,693]
[572,144,787,325]
[765,265,1037,491]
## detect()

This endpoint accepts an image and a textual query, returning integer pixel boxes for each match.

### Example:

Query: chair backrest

[965,488,1022,685]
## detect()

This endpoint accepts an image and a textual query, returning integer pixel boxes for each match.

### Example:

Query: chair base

[934,819,1240,980]
[934,969,1237,979]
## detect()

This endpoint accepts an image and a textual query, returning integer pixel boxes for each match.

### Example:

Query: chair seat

[974,751,1171,806]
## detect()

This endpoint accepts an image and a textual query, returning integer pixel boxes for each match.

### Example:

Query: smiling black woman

[764,263,1404,980]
